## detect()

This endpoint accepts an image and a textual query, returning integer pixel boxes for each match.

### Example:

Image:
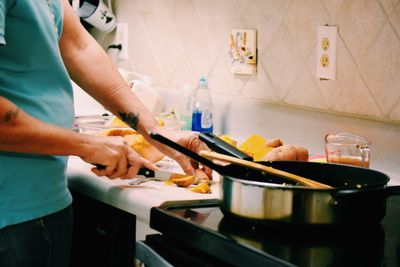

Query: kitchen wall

[91,0,400,124]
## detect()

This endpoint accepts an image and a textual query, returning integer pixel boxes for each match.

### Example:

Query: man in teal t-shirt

[0,0,75,230]
[0,0,212,266]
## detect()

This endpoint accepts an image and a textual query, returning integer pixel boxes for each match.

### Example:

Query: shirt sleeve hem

[0,34,5,46]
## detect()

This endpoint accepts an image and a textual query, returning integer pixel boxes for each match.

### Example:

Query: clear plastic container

[74,114,128,135]
[179,85,195,131]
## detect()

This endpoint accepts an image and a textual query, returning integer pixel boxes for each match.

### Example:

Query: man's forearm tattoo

[118,111,139,130]
[4,107,19,123]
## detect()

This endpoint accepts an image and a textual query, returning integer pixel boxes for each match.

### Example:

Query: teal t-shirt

[0,0,74,228]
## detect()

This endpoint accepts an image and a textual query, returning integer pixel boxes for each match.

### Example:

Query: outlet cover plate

[316,25,337,80]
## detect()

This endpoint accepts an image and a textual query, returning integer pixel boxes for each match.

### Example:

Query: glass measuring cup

[325,132,371,168]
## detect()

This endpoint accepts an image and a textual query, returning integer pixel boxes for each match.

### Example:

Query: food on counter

[265,138,283,148]
[253,146,274,161]
[236,134,279,161]
[100,128,134,137]
[262,144,309,161]
[191,169,212,193]
[190,169,212,194]
[191,182,211,194]
[164,168,212,194]
[166,169,210,187]
[194,168,212,183]
[238,134,266,158]
[110,116,129,127]
[218,133,309,162]
[100,128,164,163]
[125,134,165,163]
[219,134,238,147]
[168,175,195,187]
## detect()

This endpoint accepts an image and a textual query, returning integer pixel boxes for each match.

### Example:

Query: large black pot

[219,161,400,225]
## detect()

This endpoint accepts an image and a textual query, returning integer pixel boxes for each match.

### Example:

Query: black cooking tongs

[150,132,224,173]
[199,133,253,161]
[150,132,264,181]
[150,132,332,188]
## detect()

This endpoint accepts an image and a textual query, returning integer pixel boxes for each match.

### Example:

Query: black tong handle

[199,133,253,161]
[149,132,226,174]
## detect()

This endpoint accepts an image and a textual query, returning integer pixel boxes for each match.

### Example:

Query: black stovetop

[150,196,400,267]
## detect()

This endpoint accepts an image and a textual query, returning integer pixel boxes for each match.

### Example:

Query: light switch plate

[116,23,129,61]
[316,25,337,80]
[229,29,257,75]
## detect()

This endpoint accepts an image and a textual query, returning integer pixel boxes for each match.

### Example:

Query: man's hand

[81,135,157,179]
[146,126,213,179]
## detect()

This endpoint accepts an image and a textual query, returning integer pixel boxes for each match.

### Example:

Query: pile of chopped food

[221,134,309,162]
[165,169,212,194]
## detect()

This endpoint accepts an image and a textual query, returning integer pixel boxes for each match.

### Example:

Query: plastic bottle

[191,76,213,133]
[179,85,195,131]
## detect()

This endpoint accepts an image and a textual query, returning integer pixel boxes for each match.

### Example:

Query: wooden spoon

[199,150,332,189]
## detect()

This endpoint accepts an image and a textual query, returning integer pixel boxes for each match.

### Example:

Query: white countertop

[67,156,220,224]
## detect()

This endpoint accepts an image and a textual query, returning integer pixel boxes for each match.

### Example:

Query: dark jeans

[0,205,73,267]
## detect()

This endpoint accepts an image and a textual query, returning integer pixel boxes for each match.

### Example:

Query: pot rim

[221,175,328,190]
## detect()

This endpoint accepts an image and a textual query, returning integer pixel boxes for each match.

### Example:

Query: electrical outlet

[115,23,129,61]
[316,25,337,80]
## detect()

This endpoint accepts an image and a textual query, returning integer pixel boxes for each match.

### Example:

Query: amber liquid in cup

[325,133,371,168]
[327,156,370,168]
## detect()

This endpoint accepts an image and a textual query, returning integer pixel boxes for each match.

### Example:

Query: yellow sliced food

[169,175,195,187]
[110,117,129,127]
[191,182,211,194]
[99,128,137,137]
[101,128,164,163]
[123,133,144,146]
[158,119,165,126]
[124,134,164,163]
[219,134,238,147]
[195,168,212,182]
[238,134,266,158]
[253,146,274,161]
[164,181,175,186]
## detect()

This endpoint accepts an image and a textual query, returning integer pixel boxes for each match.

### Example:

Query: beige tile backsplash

[94,0,400,124]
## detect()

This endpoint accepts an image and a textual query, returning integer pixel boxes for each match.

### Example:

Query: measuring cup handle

[358,145,370,168]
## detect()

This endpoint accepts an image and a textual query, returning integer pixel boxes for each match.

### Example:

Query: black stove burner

[150,196,400,267]
[218,217,385,267]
